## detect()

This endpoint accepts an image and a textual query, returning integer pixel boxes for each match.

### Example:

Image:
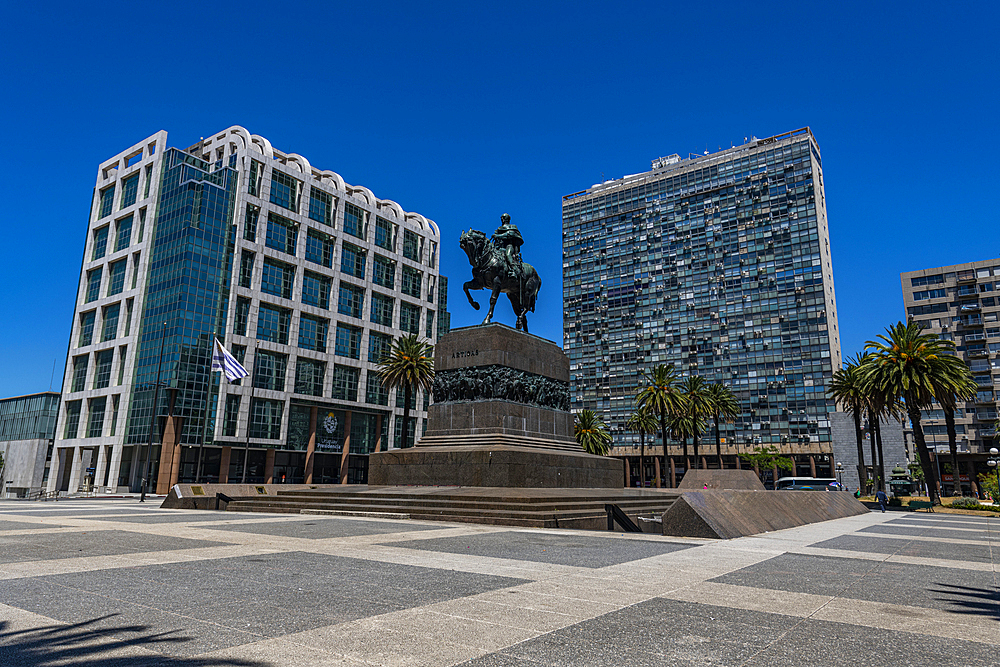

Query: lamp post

[987,448,1000,505]
[835,462,844,490]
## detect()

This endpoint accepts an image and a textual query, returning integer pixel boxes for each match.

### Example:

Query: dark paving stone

[390,531,694,568]
[710,553,1000,618]
[811,534,996,563]
[84,512,242,524]
[0,520,68,531]
[858,524,998,541]
[0,508,150,517]
[0,551,529,655]
[0,530,227,564]
[199,516,441,539]
[889,517,1000,530]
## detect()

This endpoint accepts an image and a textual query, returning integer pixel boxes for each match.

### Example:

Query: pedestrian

[854,489,862,499]
[875,488,888,513]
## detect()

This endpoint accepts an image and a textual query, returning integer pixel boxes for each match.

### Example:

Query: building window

[117,345,127,385]
[343,202,366,239]
[309,188,334,226]
[341,242,366,279]
[108,260,127,296]
[373,254,396,289]
[393,415,416,449]
[64,401,82,439]
[400,302,421,335]
[257,304,292,344]
[248,159,262,197]
[109,394,120,436]
[115,215,133,252]
[120,173,139,209]
[249,398,283,439]
[402,266,422,299]
[298,314,329,352]
[335,323,362,359]
[71,355,89,392]
[370,292,394,327]
[368,331,392,363]
[375,216,396,251]
[305,229,334,267]
[144,164,153,198]
[84,268,102,303]
[239,250,255,288]
[403,229,422,262]
[93,350,113,389]
[223,395,240,437]
[426,310,435,338]
[396,388,417,409]
[338,284,365,319]
[265,212,298,256]
[234,297,251,336]
[294,358,326,396]
[270,170,301,212]
[101,303,120,342]
[332,365,360,402]
[92,226,109,261]
[87,397,107,438]
[302,271,331,309]
[99,185,115,218]
[261,258,295,299]
[365,372,389,405]
[253,350,288,391]
[244,204,260,242]
[123,299,133,336]
[79,311,96,347]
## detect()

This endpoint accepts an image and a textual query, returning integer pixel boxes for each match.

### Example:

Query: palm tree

[377,334,434,449]
[706,383,740,469]
[679,376,713,469]
[625,406,658,487]
[829,355,869,493]
[636,364,687,486]
[862,321,965,504]
[929,356,976,496]
[574,409,612,456]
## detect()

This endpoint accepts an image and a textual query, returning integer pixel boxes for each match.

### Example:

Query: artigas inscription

[452,349,480,359]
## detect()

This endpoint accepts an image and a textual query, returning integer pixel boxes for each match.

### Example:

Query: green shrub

[950,497,982,510]
[887,496,903,507]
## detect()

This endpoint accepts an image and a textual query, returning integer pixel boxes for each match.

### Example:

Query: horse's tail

[524,269,541,312]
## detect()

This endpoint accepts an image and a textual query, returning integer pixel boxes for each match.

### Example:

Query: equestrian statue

[460,213,542,332]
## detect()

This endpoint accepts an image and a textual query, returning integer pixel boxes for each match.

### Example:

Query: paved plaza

[0,500,997,666]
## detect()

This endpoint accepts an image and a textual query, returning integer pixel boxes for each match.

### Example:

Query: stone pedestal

[368,324,623,488]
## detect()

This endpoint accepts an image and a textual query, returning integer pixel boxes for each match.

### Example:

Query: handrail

[605,504,642,532]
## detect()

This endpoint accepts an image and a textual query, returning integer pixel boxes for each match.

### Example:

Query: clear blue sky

[1,1,997,398]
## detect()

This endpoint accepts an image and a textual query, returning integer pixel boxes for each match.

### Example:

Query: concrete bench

[908,500,934,512]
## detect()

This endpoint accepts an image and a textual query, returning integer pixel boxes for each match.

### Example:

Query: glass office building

[52,127,447,494]
[562,128,842,486]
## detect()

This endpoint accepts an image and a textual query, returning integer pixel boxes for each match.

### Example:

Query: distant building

[0,392,59,497]
[52,127,448,494]
[562,128,843,487]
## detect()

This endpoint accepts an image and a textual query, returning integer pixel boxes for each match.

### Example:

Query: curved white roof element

[377,199,404,220]
[285,153,311,175]
[317,170,345,192]
[250,134,274,159]
[348,185,374,206]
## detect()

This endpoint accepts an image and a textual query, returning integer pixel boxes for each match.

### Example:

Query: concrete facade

[0,392,59,497]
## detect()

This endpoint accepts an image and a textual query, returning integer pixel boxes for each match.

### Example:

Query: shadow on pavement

[930,582,1000,621]
[0,615,271,667]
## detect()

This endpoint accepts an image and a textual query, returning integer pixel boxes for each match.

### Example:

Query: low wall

[161,483,338,509]
[676,469,766,491]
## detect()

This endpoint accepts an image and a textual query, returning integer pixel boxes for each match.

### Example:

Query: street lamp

[987,448,1000,505]
[835,462,844,490]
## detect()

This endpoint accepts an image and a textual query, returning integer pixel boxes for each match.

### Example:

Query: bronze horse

[460,229,541,332]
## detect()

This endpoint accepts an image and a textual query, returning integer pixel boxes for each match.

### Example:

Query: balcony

[967,349,989,359]
[959,318,984,328]
[960,303,982,312]
[957,270,977,284]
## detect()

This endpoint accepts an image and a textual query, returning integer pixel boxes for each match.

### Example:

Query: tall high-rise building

[562,128,842,486]
[51,126,447,494]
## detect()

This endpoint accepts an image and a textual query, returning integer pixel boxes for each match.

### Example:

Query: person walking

[875,489,888,513]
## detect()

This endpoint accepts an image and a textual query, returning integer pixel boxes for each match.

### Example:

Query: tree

[678,376,713,469]
[625,405,658,488]
[706,383,740,469]
[377,334,435,449]
[829,355,869,492]
[739,445,794,483]
[862,321,964,504]
[929,361,976,496]
[574,409,612,456]
[636,364,688,487]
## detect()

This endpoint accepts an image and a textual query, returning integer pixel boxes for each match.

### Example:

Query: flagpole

[210,337,252,485]
[242,342,255,484]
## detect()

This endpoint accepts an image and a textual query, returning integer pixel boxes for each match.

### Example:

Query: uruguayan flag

[212,338,249,382]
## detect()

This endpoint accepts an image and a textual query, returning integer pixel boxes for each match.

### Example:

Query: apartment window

[234,297,251,336]
[64,401,82,438]
[270,170,301,212]
[338,284,365,319]
[400,302,421,335]
[341,242,366,278]
[332,365,360,402]
[223,395,241,437]
[120,173,139,209]
[253,350,288,391]
[115,215,133,252]
[99,185,115,218]
[294,358,325,396]
[248,159,263,197]
[403,229,422,262]
[108,260,127,296]
[402,266,422,299]
[302,271,331,309]
[93,350,113,389]
[239,250,255,289]
[249,398,283,439]
[101,303,120,342]
[309,188,334,226]
[244,204,260,242]
[298,314,329,352]
[343,202,366,239]
[373,255,396,289]
[305,229,334,267]
[92,226,109,260]
[79,311,96,347]
[365,372,388,405]
[71,355,89,392]
[368,331,392,363]
[85,268,102,303]
[374,217,396,251]
[261,258,295,299]
[334,323,362,359]
[371,293,394,326]
[265,212,297,256]
[257,304,292,344]
[87,397,107,438]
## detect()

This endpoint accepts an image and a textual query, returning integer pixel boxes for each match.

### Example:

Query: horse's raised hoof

[471,302,480,311]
